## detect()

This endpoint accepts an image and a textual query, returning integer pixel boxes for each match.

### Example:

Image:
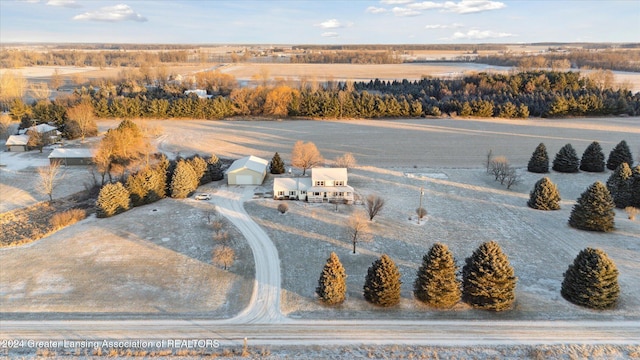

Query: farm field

[1,117,638,321]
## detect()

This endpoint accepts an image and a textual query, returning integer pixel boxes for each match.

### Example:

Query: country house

[273,168,354,203]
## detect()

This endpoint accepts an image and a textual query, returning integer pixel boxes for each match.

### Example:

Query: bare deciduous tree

[291,140,323,175]
[334,152,357,169]
[212,246,235,270]
[365,194,385,221]
[504,167,521,190]
[37,160,63,202]
[489,156,509,182]
[28,83,50,101]
[346,210,373,254]
[214,230,230,246]
[50,69,64,90]
[66,102,97,142]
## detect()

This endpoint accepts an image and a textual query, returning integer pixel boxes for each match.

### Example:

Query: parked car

[194,193,211,200]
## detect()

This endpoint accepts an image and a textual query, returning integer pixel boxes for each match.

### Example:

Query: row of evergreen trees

[528,174,638,232]
[317,241,517,311]
[317,242,619,310]
[96,154,223,218]
[528,140,634,174]
[15,70,638,124]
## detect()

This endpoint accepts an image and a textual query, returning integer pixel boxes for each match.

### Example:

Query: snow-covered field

[1,117,638,357]
[248,165,639,320]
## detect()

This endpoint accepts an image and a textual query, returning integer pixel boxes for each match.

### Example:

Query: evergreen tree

[606,140,633,171]
[271,152,285,174]
[633,165,640,208]
[568,182,615,232]
[363,254,402,307]
[126,165,166,207]
[316,252,347,305]
[413,243,461,309]
[580,141,605,172]
[462,241,517,311]
[203,154,224,182]
[187,155,208,185]
[170,160,199,199]
[552,144,580,173]
[96,182,131,218]
[606,163,634,209]
[528,177,561,210]
[561,248,619,310]
[527,142,549,173]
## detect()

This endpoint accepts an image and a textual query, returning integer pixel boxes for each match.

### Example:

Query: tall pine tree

[606,140,633,171]
[606,162,634,209]
[552,143,580,173]
[271,152,285,174]
[580,141,605,173]
[528,177,561,210]
[96,182,131,218]
[569,181,615,232]
[462,241,517,311]
[363,254,402,307]
[561,248,619,309]
[633,165,640,208]
[170,160,199,198]
[527,143,549,173]
[413,243,461,309]
[316,252,347,305]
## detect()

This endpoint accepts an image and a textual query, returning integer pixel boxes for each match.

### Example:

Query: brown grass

[50,208,86,229]
[0,190,95,247]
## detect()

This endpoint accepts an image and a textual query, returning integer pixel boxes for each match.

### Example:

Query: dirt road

[211,186,285,324]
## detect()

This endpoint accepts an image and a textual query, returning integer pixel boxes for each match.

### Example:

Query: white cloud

[73,4,147,22]
[443,0,506,14]
[366,6,388,14]
[321,32,339,38]
[380,0,414,4]
[452,29,514,39]
[316,19,342,28]
[46,0,81,8]
[425,23,463,29]
[408,1,443,10]
[392,7,421,16]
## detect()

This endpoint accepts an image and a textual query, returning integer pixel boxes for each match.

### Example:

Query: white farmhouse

[273,168,354,203]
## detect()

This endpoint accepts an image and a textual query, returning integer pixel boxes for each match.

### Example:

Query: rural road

[2,319,639,347]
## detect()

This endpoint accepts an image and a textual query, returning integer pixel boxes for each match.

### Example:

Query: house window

[289,191,296,196]
[314,192,320,196]
[346,192,351,196]
[335,181,344,186]
[339,192,344,196]
[332,192,338,196]
[315,181,325,186]
[277,191,284,196]
[300,191,306,194]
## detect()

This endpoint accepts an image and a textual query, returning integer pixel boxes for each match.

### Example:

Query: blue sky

[1,0,639,44]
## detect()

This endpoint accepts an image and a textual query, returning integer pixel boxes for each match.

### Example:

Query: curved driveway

[212,186,285,324]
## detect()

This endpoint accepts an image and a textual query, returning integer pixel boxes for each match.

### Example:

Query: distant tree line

[7,70,640,125]
[290,51,402,64]
[477,49,640,72]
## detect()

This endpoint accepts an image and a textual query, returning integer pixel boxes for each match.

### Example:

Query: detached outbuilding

[48,148,94,166]
[226,155,269,185]
[5,135,29,152]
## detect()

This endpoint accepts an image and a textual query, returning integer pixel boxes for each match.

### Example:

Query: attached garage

[226,155,269,185]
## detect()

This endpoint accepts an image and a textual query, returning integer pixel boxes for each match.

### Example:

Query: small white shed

[226,155,269,185]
